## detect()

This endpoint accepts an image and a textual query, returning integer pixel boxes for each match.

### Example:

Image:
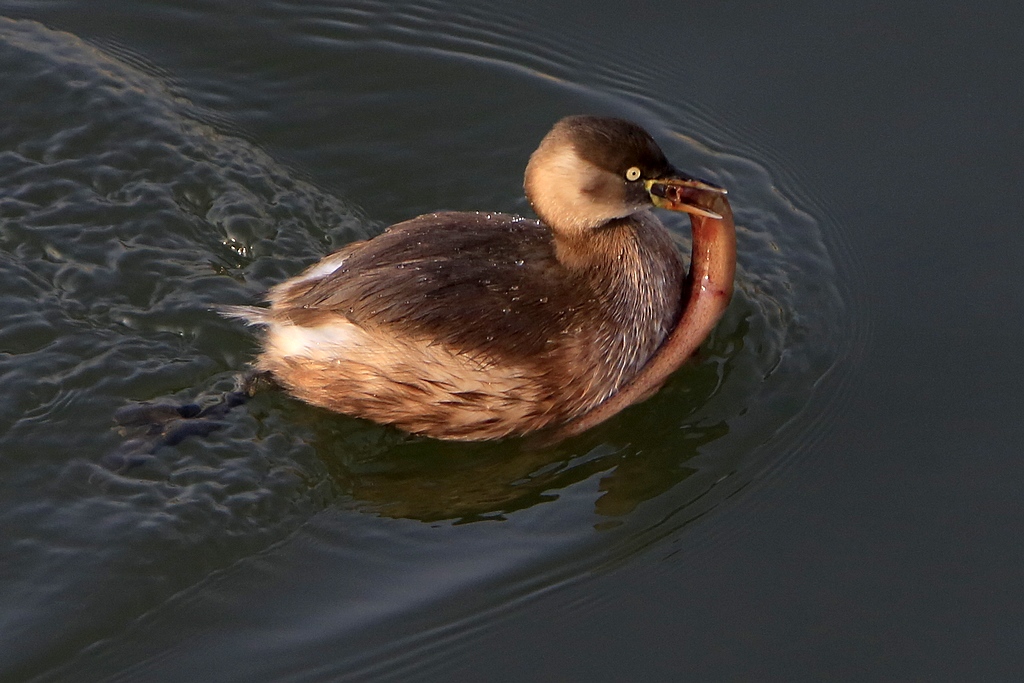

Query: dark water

[0,2,1020,681]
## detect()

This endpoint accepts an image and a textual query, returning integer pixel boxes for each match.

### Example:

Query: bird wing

[271,211,591,364]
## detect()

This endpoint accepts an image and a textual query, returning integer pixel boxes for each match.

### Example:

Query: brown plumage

[223,116,732,440]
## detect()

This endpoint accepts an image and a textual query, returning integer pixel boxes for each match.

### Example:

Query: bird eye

[625,166,642,181]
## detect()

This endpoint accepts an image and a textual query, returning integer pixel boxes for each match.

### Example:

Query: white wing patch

[265,320,363,360]
[291,250,350,285]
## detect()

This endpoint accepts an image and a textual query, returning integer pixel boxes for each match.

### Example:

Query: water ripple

[0,4,863,681]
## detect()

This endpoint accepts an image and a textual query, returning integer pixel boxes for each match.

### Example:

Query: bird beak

[645,175,727,220]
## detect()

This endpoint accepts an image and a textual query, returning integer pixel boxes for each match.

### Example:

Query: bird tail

[212,304,271,327]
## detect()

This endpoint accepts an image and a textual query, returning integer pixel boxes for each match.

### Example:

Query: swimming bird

[223,116,735,441]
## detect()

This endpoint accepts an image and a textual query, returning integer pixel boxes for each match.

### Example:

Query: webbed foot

[107,370,274,467]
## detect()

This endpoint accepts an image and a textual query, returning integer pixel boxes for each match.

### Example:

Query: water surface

[0,2,866,681]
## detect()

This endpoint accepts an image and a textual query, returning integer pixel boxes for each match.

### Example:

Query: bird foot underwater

[102,116,735,450]
[105,370,276,469]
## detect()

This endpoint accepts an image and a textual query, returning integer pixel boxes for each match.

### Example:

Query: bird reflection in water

[114,117,736,508]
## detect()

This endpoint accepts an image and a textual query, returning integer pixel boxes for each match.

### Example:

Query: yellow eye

[625,166,642,181]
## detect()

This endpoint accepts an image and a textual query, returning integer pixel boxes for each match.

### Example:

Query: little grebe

[223,116,735,441]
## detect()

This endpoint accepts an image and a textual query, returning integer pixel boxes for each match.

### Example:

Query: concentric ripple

[0,3,860,681]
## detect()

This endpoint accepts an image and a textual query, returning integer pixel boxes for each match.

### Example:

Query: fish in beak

[645,175,727,220]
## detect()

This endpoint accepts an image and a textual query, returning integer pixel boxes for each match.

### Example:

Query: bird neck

[551,215,643,273]
[541,194,736,443]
